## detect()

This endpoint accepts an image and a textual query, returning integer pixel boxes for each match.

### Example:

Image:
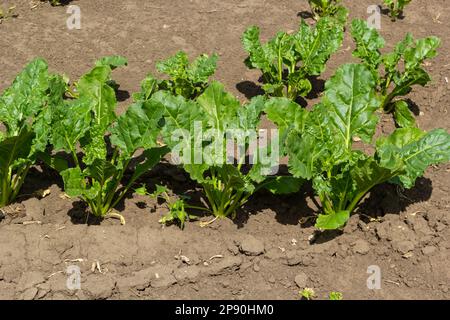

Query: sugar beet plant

[242,17,344,101]
[0,58,65,207]
[49,57,168,222]
[307,0,348,24]
[133,51,218,101]
[267,63,450,230]
[149,82,302,224]
[351,19,440,128]
[383,0,412,21]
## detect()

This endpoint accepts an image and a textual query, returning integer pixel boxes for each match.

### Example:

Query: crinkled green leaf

[95,55,128,70]
[84,159,117,185]
[32,74,66,153]
[315,210,349,230]
[187,53,218,83]
[295,17,344,76]
[81,124,107,165]
[287,132,325,180]
[133,74,160,101]
[377,128,450,188]
[61,167,87,198]
[110,100,164,157]
[0,129,34,175]
[156,51,190,79]
[152,91,202,139]
[351,19,385,80]
[393,100,416,128]
[322,64,380,147]
[197,81,240,131]
[242,26,277,76]
[0,58,49,136]
[308,0,349,25]
[50,99,91,153]
[265,97,308,144]
[76,65,117,130]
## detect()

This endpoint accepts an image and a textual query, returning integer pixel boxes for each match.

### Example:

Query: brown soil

[0,0,449,300]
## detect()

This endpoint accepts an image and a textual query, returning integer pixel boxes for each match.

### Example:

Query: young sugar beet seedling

[307,0,348,24]
[266,63,450,230]
[48,57,168,224]
[149,81,303,225]
[0,58,65,207]
[242,17,344,101]
[383,0,412,21]
[351,19,440,128]
[133,51,218,102]
[135,184,201,229]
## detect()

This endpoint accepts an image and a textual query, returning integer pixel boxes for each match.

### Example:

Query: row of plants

[40,0,412,22]
[308,0,411,21]
[1,10,449,230]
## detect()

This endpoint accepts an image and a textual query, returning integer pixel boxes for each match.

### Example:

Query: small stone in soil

[421,246,437,256]
[22,198,45,221]
[294,272,308,288]
[352,239,371,255]
[227,244,239,255]
[393,240,415,254]
[239,235,265,256]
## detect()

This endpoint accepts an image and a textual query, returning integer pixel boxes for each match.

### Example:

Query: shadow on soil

[297,11,314,20]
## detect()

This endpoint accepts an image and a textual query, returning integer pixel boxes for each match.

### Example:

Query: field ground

[0,0,449,299]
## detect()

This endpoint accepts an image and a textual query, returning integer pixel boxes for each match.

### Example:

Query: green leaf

[51,99,91,153]
[381,35,440,109]
[187,53,218,83]
[152,91,204,150]
[295,17,344,76]
[263,176,304,194]
[393,100,416,128]
[0,58,50,136]
[156,51,189,79]
[76,65,117,130]
[351,19,385,81]
[197,81,240,131]
[133,74,160,101]
[151,184,169,198]
[32,74,67,153]
[0,129,34,175]
[95,56,128,70]
[383,33,413,76]
[183,164,209,184]
[287,132,325,180]
[404,37,440,70]
[110,100,164,157]
[82,124,107,164]
[315,210,350,230]
[322,63,380,148]
[84,159,117,185]
[242,26,274,75]
[237,95,266,131]
[265,97,308,143]
[377,128,450,188]
[61,167,86,198]
[350,157,401,203]
[37,152,68,173]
